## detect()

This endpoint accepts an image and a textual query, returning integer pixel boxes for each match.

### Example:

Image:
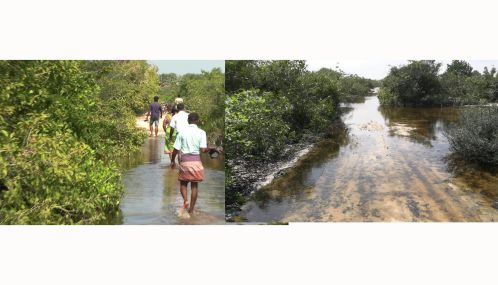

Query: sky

[147,60,224,75]
[306,60,498,80]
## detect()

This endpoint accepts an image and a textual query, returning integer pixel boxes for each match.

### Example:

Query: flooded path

[119,136,225,225]
[240,96,498,222]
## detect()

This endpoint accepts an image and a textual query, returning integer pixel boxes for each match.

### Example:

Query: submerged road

[241,96,498,222]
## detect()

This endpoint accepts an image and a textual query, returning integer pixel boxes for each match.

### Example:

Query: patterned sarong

[178,154,204,182]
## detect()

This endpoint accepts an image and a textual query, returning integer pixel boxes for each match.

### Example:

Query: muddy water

[119,136,225,225]
[241,96,498,222]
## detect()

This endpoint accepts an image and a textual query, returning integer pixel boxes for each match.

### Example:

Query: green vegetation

[379,60,498,106]
[225,60,374,214]
[226,90,291,159]
[440,61,498,105]
[0,60,158,224]
[158,68,225,145]
[315,68,380,103]
[379,60,443,106]
[445,107,498,168]
[225,60,343,160]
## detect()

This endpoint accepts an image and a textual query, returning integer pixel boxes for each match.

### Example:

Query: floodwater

[119,136,225,225]
[240,96,498,222]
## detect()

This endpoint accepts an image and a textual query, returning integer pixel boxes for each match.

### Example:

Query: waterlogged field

[119,136,225,225]
[239,96,498,222]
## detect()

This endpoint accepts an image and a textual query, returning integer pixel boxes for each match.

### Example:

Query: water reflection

[240,96,498,222]
[119,136,225,225]
[379,107,459,146]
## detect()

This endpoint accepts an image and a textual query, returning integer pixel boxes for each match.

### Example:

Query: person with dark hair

[146,95,162,137]
[171,112,211,215]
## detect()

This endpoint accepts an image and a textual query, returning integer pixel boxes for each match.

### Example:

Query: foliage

[445,107,498,168]
[226,90,291,159]
[158,73,180,102]
[225,61,344,136]
[379,60,443,106]
[81,60,159,158]
[0,60,158,224]
[439,60,498,105]
[445,60,474,76]
[381,60,498,106]
[338,74,378,102]
[176,68,225,145]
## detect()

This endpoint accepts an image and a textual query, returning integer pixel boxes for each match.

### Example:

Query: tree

[445,60,473,76]
[379,60,443,106]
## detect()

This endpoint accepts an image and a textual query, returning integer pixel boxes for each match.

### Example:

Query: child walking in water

[171,112,211,215]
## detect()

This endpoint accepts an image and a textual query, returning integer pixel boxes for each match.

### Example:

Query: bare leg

[149,124,153,137]
[155,125,159,137]
[180,181,189,209]
[189,182,198,214]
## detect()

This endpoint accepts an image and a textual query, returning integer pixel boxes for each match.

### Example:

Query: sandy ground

[136,115,166,136]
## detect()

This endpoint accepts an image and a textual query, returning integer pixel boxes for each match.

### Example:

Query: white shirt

[170,110,189,134]
[173,124,207,155]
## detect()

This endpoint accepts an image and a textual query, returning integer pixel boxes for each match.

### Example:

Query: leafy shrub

[379,60,443,106]
[440,61,498,105]
[445,107,498,168]
[381,60,498,107]
[0,60,158,224]
[177,68,225,145]
[226,90,292,159]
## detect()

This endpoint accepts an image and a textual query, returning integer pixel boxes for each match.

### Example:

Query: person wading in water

[163,106,178,161]
[145,95,162,137]
[170,112,212,215]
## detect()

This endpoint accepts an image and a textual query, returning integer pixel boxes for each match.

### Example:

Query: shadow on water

[117,136,225,225]
[240,96,498,222]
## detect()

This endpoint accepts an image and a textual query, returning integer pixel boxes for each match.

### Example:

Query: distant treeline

[379,60,498,106]
[0,60,158,224]
[158,68,224,145]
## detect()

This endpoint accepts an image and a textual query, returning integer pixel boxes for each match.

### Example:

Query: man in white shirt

[170,103,189,135]
[171,112,211,215]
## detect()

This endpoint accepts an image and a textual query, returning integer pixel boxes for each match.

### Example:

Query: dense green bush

[226,90,291,159]
[445,107,498,168]
[379,60,443,106]
[380,60,498,107]
[440,60,498,105]
[176,68,225,145]
[81,60,158,158]
[225,61,345,136]
[158,73,180,102]
[0,60,158,224]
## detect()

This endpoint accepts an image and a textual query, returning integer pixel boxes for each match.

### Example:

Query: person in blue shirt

[145,96,163,137]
